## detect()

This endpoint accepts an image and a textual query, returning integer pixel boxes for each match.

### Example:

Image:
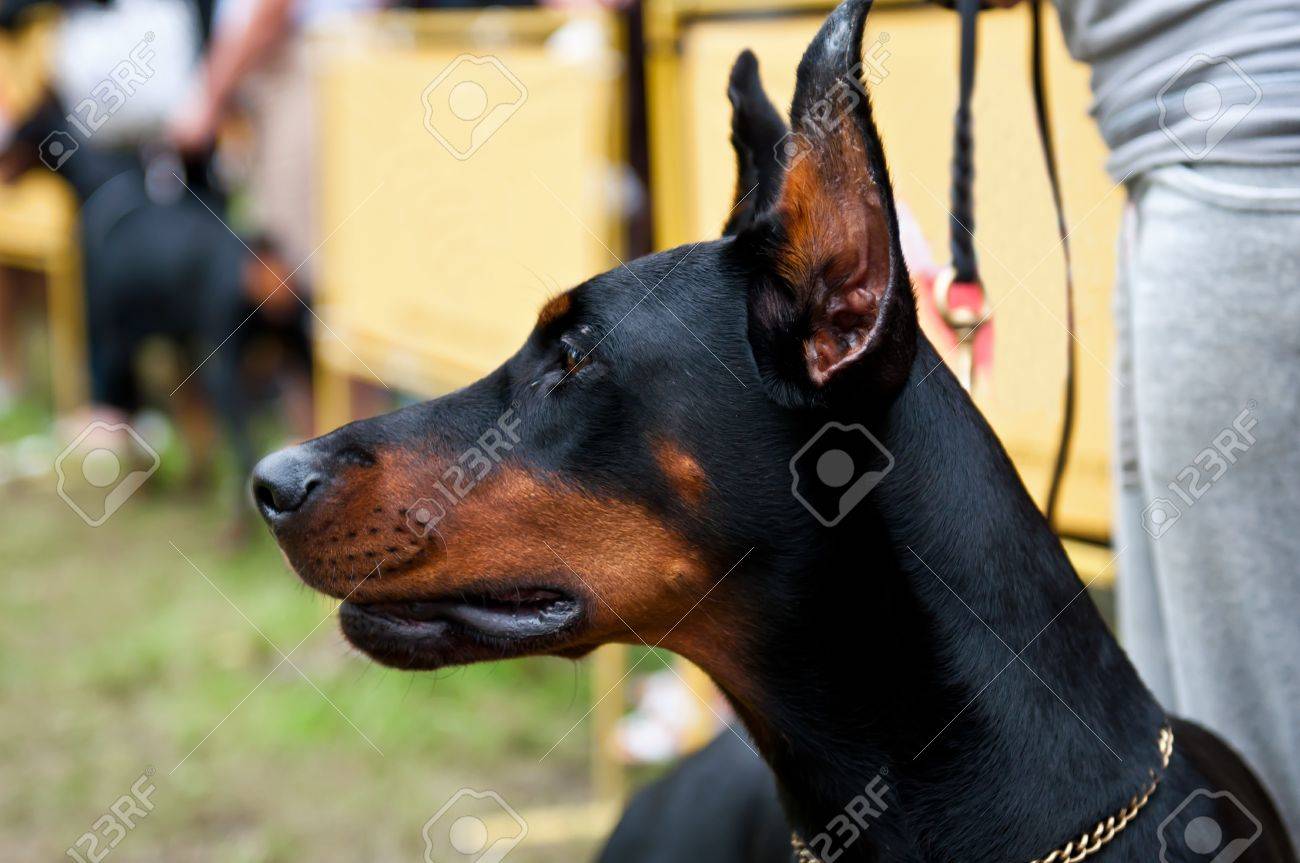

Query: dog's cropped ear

[739,0,916,406]
[723,50,789,237]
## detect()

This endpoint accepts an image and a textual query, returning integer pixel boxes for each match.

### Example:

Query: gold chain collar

[792,725,1174,863]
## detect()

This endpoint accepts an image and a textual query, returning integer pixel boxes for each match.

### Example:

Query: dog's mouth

[339,586,586,670]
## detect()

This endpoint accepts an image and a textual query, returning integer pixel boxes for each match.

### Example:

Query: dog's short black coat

[252,0,1296,859]
[597,729,790,863]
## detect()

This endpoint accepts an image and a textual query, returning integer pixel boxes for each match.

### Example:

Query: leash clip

[932,265,989,391]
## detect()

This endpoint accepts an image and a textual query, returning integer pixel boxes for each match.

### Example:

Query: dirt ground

[0,480,607,862]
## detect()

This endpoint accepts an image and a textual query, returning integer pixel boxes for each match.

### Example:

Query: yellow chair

[0,172,86,413]
[0,15,88,415]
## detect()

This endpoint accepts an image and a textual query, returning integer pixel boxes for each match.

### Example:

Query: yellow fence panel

[313,10,625,401]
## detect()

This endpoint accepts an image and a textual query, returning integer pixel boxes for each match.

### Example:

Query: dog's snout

[252,445,322,522]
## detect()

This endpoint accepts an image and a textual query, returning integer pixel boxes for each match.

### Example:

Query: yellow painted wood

[675,656,723,750]
[0,10,57,116]
[648,0,1119,540]
[311,351,352,436]
[44,238,87,414]
[0,171,88,414]
[0,18,90,414]
[1062,537,1117,589]
[480,797,621,847]
[591,644,629,803]
[0,172,78,264]
[312,10,625,398]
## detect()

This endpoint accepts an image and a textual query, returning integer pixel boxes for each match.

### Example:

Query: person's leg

[1127,163,1300,848]
[244,42,317,280]
[1112,197,1177,708]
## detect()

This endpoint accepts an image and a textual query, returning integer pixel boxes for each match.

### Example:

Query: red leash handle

[932,266,990,392]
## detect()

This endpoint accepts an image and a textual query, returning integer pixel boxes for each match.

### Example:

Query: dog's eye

[562,342,592,376]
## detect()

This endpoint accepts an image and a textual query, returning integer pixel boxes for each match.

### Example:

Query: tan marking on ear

[655,440,708,508]
[776,124,876,288]
[774,122,891,384]
[537,292,572,328]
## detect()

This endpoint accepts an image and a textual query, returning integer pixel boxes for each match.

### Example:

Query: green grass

[0,481,599,862]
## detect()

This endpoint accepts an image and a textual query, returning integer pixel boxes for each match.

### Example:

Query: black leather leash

[1027,0,1076,528]
[949,0,981,286]
[944,0,1077,528]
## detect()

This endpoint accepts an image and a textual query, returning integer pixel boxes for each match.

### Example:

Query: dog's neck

[709,338,1165,862]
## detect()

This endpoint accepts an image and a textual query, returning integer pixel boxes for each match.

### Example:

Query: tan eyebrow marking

[655,440,708,508]
[537,292,573,328]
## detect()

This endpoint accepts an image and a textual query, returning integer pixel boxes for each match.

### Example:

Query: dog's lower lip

[367,588,567,620]
[345,588,581,640]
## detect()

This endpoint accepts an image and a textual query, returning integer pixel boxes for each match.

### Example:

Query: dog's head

[254,0,916,677]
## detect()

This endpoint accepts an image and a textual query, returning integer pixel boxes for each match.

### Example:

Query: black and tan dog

[252,1,1295,859]
[3,95,311,516]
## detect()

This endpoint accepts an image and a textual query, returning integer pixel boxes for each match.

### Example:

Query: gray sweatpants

[1114,163,1300,849]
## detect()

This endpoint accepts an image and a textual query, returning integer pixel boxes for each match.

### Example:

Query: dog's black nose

[252,445,322,523]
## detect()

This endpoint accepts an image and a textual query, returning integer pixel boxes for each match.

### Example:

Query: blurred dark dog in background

[2,93,313,530]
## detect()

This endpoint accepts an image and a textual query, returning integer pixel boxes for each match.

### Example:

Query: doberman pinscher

[252,1,1295,859]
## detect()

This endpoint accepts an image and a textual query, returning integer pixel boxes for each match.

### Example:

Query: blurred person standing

[167,0,632,272]
[167,0,389,277]
[990,0,1300,847]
